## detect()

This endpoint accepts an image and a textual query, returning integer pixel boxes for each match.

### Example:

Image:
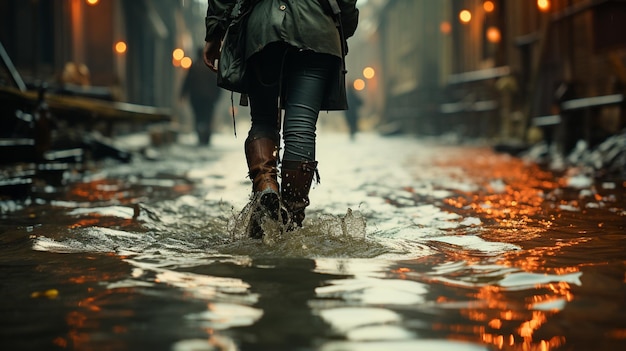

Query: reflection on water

[1,133,625,350]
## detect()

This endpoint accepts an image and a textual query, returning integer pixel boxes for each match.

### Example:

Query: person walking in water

[180,48,223,145]
[203,0,359,237]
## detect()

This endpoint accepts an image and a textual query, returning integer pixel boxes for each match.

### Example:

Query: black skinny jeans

[246,44,336,162]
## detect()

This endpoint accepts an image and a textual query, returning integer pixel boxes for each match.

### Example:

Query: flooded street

[1,132,625,351]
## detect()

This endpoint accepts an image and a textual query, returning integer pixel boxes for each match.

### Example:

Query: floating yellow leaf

[44,289,59,299]
[30,289,59,299]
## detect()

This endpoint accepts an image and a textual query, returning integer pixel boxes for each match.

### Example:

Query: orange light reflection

[453,278,576,350]
[55,287,136,349]
[427,150,582,350]
[436,150,563,249]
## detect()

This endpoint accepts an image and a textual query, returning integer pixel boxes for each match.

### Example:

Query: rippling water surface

[1,132,625,351]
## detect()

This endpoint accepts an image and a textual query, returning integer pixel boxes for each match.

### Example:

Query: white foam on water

[319,307,402,333]
[498,271,583,290]
[319,339,488,351]
[171,336,237,351]
[428,235,521,254]
[32,227,146,254]
[317,278,428,305]
[346,325,416,341]
[68,206,135,218]
[184,302,263,329]
[566,173,594,189]
[531,298,568,311]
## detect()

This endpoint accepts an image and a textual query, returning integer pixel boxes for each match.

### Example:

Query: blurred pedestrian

[180,48,223,145]
[345,81,363,140]
[203,0,359,237]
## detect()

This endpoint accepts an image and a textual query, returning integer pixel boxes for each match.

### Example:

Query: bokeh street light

[180,57,192,69]
[538,0,551,12]
[486,27,501,43]
[363,67,375,80]
[172,48,185,61]
[459,10,472,24]
[353,79,365,91]
[440,21,452,34]
[483,1,495,13]
[114,41,127,54]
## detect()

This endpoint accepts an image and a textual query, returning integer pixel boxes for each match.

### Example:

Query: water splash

[222,206,388,258]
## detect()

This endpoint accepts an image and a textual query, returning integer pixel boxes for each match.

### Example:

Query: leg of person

[346,111,357,140]
[244,50,284,238]
[281,52,336,229]
[193,102,212,145]
[202,102,216,146]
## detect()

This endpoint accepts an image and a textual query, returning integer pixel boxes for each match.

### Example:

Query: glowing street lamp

[172,48,185,61]
[459,10,472,24]
[363,67,375,79]
[353,79,365,91]
[483,1,495,13]
[486,27,501,43]
[114,41,127,54]
[538,0,550,12]
[440,21,452,34]
[180,57,192,69]
[86,0,99,5]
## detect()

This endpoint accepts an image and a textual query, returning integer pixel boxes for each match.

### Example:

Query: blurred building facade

[0,0,206,110]
[353,0,626,152]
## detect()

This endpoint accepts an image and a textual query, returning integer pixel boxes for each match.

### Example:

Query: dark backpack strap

[318,0,332,15]
[322,0,348,61]
[326,0,342,15]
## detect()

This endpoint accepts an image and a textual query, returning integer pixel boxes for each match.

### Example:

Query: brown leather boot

[245,133,280,238]
[245,134,279,193]
[281,160,318,229]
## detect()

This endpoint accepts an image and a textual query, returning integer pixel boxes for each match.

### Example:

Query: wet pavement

[1,131,625,351]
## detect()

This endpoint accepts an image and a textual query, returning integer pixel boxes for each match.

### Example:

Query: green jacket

[205,0,359,110]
